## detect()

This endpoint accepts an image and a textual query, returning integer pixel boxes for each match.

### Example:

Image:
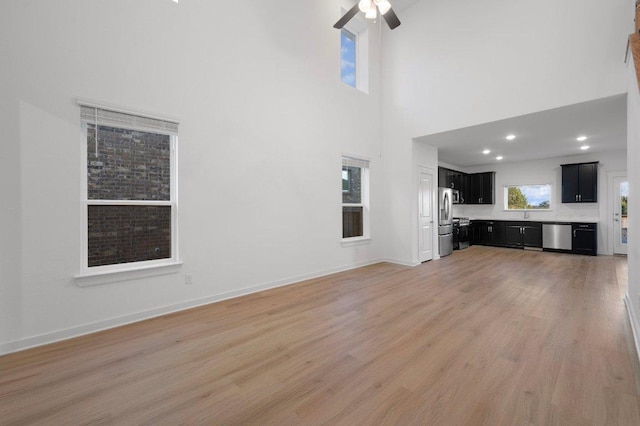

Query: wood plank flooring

[1,247,640,425]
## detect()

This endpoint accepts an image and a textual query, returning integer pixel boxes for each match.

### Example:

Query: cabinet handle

[573,230,576,237]
[575,194,578,201]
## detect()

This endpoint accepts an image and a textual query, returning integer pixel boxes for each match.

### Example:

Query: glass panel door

[614,177,628,255]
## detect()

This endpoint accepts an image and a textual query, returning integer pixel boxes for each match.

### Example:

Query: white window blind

[342,156,369,169]
[79,104,179,135]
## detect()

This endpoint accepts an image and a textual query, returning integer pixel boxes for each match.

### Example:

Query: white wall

[0,0,385,353]
[382,0,634,264]
[0,83,21,345]
[449,150,627,255]
[626,51,640,351]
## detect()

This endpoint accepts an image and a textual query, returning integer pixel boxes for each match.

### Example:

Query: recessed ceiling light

[496,156,504,160]
[483,149,491,155]
[577,136,588,142]
[506,134,516,141]
[580,145,590,150]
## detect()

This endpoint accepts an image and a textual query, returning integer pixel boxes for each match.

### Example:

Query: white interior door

[419,168,434,262]
[613,176,628,255]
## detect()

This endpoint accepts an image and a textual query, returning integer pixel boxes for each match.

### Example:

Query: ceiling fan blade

[333,3,360,29]
[383,7,401,30]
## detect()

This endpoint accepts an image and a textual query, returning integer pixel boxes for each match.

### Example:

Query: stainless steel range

[453,217,470,250]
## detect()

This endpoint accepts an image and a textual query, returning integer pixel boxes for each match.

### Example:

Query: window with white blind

[76,100,180,284]
[342,155,370,241]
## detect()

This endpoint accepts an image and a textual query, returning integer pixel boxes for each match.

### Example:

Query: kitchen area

[438,163,600,258]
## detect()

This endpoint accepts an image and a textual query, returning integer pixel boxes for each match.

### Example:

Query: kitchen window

[504,184,552,210]
[342,156,370,242]
[76,101,180,285]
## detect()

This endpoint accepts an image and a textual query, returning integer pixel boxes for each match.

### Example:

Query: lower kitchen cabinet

[472,221,505,246]
[505,222,542,249]
[572,223,597,256]
[470,220,596,254]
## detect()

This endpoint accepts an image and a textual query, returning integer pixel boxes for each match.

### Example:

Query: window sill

[341,237,371,247]
[75,261,183,287]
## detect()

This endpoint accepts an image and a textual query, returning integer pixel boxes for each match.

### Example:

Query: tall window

[342,156,370,239]
[340,29,357,88]
[340,16,369,93]
[79,104,179,274]
[504,184,552,210]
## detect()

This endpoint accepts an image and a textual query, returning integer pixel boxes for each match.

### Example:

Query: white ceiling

[393,0,422,12]
[416,94,627,168]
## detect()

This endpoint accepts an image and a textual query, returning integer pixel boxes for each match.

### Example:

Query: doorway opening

[613,175,628,255]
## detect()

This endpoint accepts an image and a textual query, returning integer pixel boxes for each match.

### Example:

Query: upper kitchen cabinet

[561,162,598,203]
[438,167,464,190]
[438,167,449,188]
[468,172,495,204]
[438,167,469,203]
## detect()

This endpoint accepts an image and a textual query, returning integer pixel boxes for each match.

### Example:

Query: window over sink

[504,184,552,211]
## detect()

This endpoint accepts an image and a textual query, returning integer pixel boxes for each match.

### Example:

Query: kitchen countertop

[467,217,599,224]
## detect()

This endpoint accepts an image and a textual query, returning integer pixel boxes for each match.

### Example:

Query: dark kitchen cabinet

[468,172,495,204]
[572,223,597,256]
[477,223,490,245]
[438,167,465,190]
[505,222,542,248]
[438,167,448,188]
[472,221,504,246]
[561,162,598,203]
[437,167,493,205]
[522,224,543,248]
[450,171,463,191]
[471,220,593,255]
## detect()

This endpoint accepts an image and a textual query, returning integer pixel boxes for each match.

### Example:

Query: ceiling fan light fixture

[359,0,372,13]
[365,5,377,19]
[375,0,392,15]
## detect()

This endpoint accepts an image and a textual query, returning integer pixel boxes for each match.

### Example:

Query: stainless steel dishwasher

[542,223,572,250]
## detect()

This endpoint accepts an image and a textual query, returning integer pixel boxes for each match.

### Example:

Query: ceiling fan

[334,0,401,30]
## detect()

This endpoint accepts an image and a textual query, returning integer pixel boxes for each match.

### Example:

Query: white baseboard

[624,294,640,365]
[381,258,421,267]
[0,258,400,356]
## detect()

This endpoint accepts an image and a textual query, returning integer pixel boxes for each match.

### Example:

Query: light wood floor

[2,247,640,425]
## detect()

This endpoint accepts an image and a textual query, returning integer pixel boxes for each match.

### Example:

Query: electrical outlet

[185,274,193,285]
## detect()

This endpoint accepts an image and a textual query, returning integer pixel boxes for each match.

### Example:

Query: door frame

[608,171,628,255]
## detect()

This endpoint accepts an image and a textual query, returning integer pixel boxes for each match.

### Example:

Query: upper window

[504,184,552,210]
[342,156,370,240]
[79,104,179,274]
[340,29,357,88]
[340,16,369,93]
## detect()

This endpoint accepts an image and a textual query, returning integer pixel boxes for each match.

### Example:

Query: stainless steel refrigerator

[438,188,453,257]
